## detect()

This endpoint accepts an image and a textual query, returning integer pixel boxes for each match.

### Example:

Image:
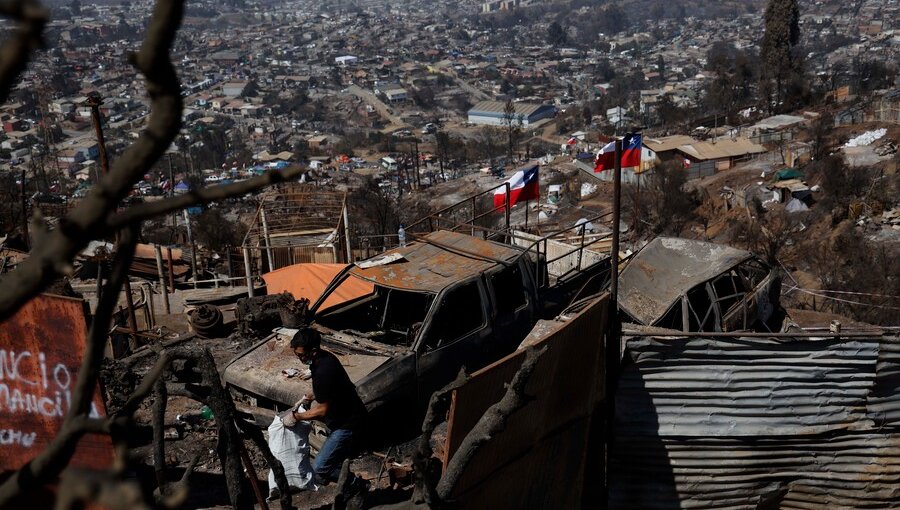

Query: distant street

[346,84,407,131]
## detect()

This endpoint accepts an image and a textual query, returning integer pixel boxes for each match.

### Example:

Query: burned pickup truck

[224,230,609,417]
[617,237,784,333]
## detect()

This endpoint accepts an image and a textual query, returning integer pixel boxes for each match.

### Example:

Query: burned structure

[617,238,783,333]
[242,184,351,272]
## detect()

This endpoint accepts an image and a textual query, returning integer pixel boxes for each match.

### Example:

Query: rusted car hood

[618,237,752,325]
[224,327,392,407]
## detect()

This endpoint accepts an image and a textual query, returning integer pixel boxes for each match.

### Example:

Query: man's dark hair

[290,327,321,350]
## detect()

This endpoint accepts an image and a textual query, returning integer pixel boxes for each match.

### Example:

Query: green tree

[760,0,801,111]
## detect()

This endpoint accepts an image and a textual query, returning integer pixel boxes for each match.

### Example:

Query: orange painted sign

[0,293,114,472]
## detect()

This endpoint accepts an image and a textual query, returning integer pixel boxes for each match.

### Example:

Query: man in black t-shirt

[287,328,367,484]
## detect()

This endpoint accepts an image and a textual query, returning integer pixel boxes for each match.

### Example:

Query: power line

[785,286,900,311]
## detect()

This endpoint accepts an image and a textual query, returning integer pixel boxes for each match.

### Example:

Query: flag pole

[610,138,622,306]
[604,136,624,507]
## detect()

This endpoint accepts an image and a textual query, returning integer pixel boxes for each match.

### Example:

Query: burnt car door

[414,278,492,406]
[486,261,536,357]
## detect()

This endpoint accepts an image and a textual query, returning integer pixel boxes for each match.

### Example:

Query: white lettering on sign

[0,349,73,418]
[0,429,37,448]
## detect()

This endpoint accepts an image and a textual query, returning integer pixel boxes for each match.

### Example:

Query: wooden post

[260,207,275,272]
[525,200,529,229]
[166,247,176,291]
[155,245,171,315]
[242,246,254,298]
[227,246,235,288]
[183,209,198,289]
[504,183,511,232]
[123,278,138,350]
[343,198,352,263]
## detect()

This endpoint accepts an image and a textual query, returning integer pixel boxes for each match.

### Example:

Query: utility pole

[87,95,138,348]
[413,138,421,189]
[604,137,624,507]
[20,169,28,249]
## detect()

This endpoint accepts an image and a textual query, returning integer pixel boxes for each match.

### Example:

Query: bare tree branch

[152,379,168,492]
[107,166,306,231]
[0,227,138,506]
[412,369,468,506]
[0,0,185,323]
[165,382,210,405]
[158,451,201,509]
[435,346,547,500]
[0,0,47,104]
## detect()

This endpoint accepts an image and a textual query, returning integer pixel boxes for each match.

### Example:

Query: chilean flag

[594,141,616,173]
[621,133,642,167]
[494,164,539,208]
[594,133,643,172]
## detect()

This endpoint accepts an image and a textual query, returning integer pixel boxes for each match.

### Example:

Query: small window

[423,282,485,350]
[686,285,717,332]
[711,271,747,316]
[491,265,528,315]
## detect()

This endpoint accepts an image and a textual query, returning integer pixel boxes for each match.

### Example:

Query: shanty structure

[242,184,350,273]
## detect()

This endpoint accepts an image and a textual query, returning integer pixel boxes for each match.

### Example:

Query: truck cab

[224,231,543,417]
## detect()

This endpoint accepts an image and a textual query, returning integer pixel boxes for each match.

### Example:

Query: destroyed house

[242,184,350,272]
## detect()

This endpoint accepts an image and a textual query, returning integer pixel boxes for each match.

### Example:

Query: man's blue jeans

[314,428,355,483]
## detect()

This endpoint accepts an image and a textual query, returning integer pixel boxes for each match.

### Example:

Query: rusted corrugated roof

[349,230,522,293]
[610,333,900,509]
[618,237,752,326]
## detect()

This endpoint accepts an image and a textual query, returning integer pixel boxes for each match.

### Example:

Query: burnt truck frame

[224,229,610,417]
[617,237,784,333]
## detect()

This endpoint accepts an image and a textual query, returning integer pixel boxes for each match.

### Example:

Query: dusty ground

[104,323,428,510]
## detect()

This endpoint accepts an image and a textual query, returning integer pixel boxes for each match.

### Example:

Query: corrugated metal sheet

[610,334,900,509]
[262,263,373,309]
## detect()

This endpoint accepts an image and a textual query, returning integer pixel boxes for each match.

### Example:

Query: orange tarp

[262,263,374,310]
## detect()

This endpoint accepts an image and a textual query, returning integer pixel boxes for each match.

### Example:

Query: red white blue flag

[594,141,616,172]
[621,133,642,168]
[494,164,540,208]
[594,134,642,173]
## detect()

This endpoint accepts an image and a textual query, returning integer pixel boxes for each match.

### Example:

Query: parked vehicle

[223,230,610,417]
[617,237,783,333]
